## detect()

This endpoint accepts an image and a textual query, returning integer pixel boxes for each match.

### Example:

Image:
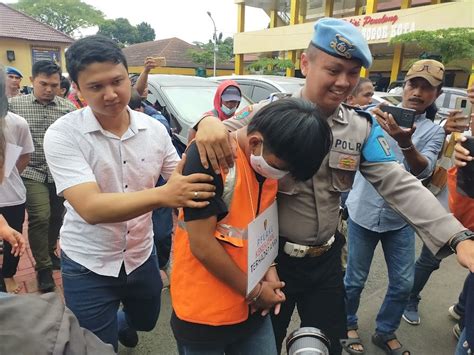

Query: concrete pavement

[2,220,463,354]
[119,236,466,355]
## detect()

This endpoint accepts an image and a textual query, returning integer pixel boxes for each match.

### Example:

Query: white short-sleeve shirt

[0,112,34,207]
[44,106,180,277]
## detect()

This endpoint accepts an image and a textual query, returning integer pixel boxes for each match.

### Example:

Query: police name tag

[247,200,279,295]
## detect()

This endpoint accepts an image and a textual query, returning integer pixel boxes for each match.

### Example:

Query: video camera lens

[286,327,330,355]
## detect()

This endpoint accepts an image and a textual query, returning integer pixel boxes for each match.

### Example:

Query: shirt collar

[32,94,59,106]
[81,106,148,134]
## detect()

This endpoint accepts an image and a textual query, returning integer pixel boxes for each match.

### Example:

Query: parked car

[145,75,252,144]
[371,91,402,106]
[435,87,467,123]
[210,75,305,103]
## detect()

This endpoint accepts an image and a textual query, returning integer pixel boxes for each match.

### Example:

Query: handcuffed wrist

[246,281,263,304]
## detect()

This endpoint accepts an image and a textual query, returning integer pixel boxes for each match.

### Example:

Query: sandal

[340,338,365,354]
[372,333,411,355]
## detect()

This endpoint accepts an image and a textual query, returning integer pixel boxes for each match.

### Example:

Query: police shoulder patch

[234,105,253,121]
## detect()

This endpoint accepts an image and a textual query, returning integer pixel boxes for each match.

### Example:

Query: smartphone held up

[380,105,416,128]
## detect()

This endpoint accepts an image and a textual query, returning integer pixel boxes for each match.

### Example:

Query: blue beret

[5,66,23,78]
[311,18,372,68]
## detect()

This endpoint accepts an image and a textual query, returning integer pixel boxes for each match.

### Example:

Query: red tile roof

[0,2,74,44]
[122,37,233,69]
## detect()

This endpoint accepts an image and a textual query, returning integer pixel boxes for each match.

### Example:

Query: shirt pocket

[328,150,360,192]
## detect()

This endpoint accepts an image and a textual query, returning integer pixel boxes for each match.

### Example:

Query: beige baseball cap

[405,59,445,87]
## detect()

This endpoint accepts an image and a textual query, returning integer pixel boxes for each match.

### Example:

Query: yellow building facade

[0,3,73,79]
[233,0,473,88]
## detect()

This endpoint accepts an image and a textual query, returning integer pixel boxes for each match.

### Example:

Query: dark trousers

[272,232,346,355]
[0,204,26,290]
[152,207,173,268]
[61,248,162,351]
[22,179,64,270]
[152,176,173,268]
[408,244,442,304]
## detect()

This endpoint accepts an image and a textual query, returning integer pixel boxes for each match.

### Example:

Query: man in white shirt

[44,35,215,351]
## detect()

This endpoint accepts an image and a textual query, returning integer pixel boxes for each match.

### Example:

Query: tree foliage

[136,22,156,43]
[187,37,234,67]
[98,18,155,46]
[390,28,474,66]
[247,58,294,75]
[13,0,104,36]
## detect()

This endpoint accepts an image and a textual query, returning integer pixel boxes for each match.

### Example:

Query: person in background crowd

[451,84,474,355]
[0,65,34,294]
[192,18,474,355]
[206,80,242,121]
[5,67,23,99]
[67,83,87,109]
[59,75,71,98]
[188,80,242,142]
[0,66,27,291]
[171,98,332,355]
[403,88,471,328]
[9,60,76,293]
[44,35,215,351]
[129,88,174,277]
[343,59,446,355]
[345,78,374,108]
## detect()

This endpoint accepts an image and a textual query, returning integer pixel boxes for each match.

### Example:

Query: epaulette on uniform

[341,102,373,123]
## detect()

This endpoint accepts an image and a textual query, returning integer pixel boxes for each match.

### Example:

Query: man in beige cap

[342,59,447,354]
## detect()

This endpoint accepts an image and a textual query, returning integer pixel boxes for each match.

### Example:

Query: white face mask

[250,144,289,180]
[221,104,237,116]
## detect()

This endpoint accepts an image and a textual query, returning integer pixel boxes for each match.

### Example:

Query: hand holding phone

[380,105,416,128]
[152,57,166,67]
[455,97,473,118]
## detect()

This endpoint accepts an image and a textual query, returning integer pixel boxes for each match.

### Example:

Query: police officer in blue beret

[5,66,23,98]
[191,17,474,355]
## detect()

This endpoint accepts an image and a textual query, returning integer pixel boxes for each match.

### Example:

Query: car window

[238,83,254,100]
[253,86,273,102]
[161,86,252,124]
[435,93,446,109]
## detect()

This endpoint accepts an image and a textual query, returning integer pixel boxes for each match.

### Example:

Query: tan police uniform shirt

[222,89,467,257]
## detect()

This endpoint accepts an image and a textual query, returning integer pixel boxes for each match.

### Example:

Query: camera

[286,327,330,355]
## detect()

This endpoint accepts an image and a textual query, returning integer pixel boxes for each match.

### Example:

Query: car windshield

[161,86,251,124]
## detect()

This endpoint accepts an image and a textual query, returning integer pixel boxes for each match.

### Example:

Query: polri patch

[235,105,253,120]
[338,155,357,170]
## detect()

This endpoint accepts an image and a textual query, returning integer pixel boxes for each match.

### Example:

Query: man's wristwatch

[449,230,474,254]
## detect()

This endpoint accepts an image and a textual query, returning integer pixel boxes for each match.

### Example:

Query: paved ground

[0,220,63,295]
[117,236,466,355]
[3,223,465,355]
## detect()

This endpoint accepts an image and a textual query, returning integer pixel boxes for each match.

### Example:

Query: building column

[359,0,378,78]
[354,0,364,15]
[270,10,278,28]
[390,44,404,84]
[286,0,300,77]
[324,0,334,17]
[388,0,411,83]
[235,2,245,75]
[468,61,474,88]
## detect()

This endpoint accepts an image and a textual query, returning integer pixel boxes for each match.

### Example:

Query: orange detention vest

[171,145,278,326]
[447,167,474,230]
